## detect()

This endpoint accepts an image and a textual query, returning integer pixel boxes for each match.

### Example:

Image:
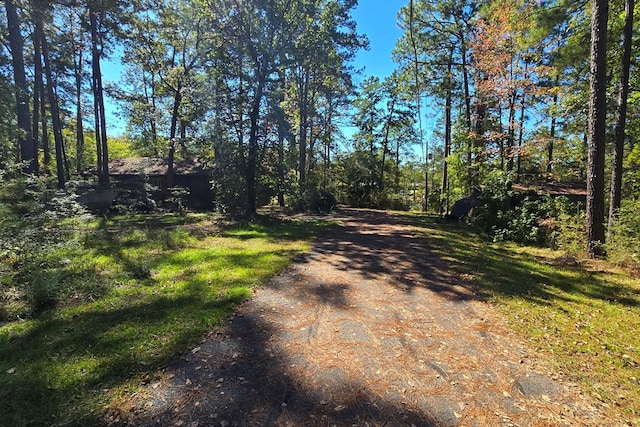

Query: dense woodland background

[0,0,638,261]
[1,2,640,423]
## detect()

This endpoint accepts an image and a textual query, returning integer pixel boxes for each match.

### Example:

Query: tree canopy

[1,0,639,259]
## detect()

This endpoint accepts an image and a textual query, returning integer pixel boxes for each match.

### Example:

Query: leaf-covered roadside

[410,214,640,424]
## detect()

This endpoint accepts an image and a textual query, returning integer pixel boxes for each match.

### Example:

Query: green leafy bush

[471,171,573,246]
[164,186,190,214]
[606,199,640,270]
[554,210,586,255]
[25,268,67,309]
[292,188,337,213]
[0,165,91,318]
[369,191,410,211]
[211,154,247,214]
[108,178,158,214]
[469,170,513,240]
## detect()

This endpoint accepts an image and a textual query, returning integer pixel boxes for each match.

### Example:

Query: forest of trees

[1,0,639,260]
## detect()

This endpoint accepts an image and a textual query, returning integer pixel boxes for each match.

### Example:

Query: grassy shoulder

[408,214,640,425]
[0,212,333,427]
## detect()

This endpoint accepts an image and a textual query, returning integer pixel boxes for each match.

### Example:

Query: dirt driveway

[122,208,623,426]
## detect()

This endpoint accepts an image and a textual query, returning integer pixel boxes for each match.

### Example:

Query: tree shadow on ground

[0,291,242,427]
[117,209,486,426]
[122,308,441,427]
[117,209,490,426]
[0,214,316,426]
[112,208,627,426]
[306,208,483,302]
[411,214,640,308]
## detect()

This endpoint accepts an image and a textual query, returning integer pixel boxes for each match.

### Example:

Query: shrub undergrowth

[0,166,92,316]
[607,199,640,271]
[470,171,573,247]
[1,202,331,426]
[469,171,639,270]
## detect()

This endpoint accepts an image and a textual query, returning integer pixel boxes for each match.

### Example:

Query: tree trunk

[32,31,42,170]
[409,0,427,211]
[472,88,487,188]
[41,41,66,188]
[441,54,453,216]
[62,130,71,179]
[461,33,473,190]
[90,7,109,187]
[460,33,472,134]
[323,134,330,191]
[586,0,609,258]
[180,120,187,157]
[380,98,396,192]
[5,0,37,173]
[92,64,103,183]
[308,122,316,177]
[74,41,85,173]
[276,71,288,206]
[34,6,65,188]
[506,90,517,173]
[498,105,505,171]
[40,78,50,168]
[246,73,266,217]
[424,150,429,211]
[607,0,634,241]
[516,92,526,183]
[150,78,159,153]
[168,83,182,189]
[547,75,560,179]
[278,133,286,207]
[298,71,309,194]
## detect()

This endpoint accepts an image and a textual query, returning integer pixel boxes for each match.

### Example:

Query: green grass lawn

[0,213,332,427]
[409,214,640,425]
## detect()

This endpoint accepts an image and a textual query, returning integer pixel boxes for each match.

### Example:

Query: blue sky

[103,1,407,136]
[351,0,405,83]
[339,0,406,140]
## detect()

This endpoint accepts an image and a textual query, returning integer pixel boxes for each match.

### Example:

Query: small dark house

[107,157,215,210]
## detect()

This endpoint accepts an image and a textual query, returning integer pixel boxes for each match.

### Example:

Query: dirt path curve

[124,208,622,426]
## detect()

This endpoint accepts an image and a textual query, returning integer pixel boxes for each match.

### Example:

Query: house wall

[175,176,214,210]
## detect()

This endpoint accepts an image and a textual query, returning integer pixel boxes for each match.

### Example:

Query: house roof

[511,182,587,196]
[107,157,212,177]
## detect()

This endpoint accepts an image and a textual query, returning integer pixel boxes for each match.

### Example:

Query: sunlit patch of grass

[406,213,640,425]
[0,213,333,426]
